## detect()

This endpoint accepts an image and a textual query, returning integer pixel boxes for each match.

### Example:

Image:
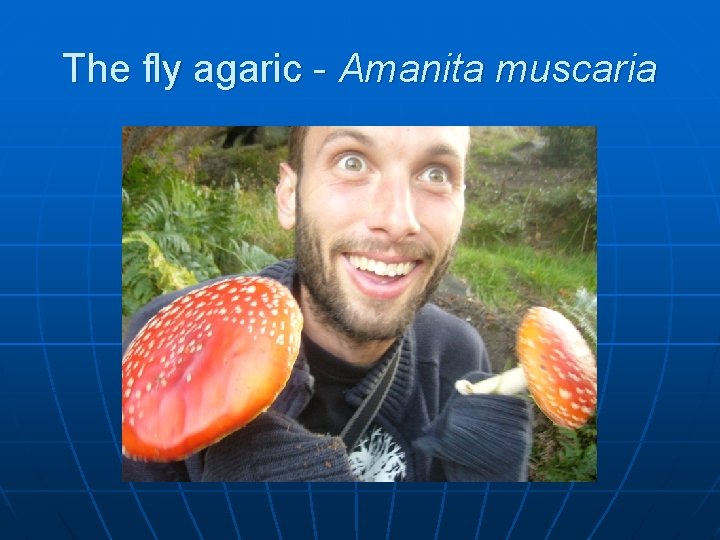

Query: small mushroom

[456,306,597,429]
[122,276,303,461]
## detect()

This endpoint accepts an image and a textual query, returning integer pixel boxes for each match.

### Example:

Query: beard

[295,211,455,343]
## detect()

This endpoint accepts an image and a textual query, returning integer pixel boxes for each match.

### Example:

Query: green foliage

[122,231,198,315]
[540,126,596,170]
[532,415,597,482]
[531,179,597,252]
[463,127,596,253]
[122,149,279,317]
[462,194,529,244]
[234,189,294,259]
[452,244,596,311]
[467,126,540,166]
[195,144,288,190]
[559,287,597,346]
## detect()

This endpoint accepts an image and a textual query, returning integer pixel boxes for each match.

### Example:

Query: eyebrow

[319,128,464,163]
[318,128,376,151]
[424,143,463,162]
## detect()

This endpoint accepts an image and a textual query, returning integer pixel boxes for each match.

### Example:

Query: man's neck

[299,287,394,367]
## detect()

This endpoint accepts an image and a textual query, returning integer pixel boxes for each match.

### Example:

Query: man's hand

[414,385,533,482]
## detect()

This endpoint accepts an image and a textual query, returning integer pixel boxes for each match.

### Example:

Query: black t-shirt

[296,336,373,436]
[296,336,411,481]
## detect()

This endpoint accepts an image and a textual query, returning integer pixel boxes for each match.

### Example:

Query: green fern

[122,147,281,317]
[123,231,197,290]
[559,287,597,347]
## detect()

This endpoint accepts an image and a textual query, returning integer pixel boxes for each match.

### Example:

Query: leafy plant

[532,415,597,482]
[122,231,198,315]
[559,287,597,346]
[531,288,598,482]
[122,148,279,317]
[540,126,596,170]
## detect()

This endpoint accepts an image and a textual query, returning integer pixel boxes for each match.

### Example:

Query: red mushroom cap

[516,306,597,429]
[122,276,303,461]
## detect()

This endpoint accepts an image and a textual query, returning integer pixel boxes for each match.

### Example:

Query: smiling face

[277,126,469,347]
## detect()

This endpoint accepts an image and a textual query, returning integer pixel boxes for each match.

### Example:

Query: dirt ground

[431,274,517,373]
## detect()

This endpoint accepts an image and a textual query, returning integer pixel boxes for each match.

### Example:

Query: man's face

[281,126,469,342]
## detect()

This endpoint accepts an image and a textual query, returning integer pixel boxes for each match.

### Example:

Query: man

[122,126,532,482]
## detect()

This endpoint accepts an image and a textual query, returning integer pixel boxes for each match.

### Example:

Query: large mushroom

[122,276,303,461]
[456,306,596,429]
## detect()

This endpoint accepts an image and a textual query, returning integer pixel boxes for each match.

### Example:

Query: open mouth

[346,255,417,278]
[343,254,421,301]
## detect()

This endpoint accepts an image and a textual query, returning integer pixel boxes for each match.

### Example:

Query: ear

[276,162,297,230]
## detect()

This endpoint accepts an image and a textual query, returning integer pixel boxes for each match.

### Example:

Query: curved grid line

[672,337,720,538]
[353,482,358,540]
[599,194,720,198]
[544,482,574,540]
[34,144,111,538]
[98,163,158,540]
[1,342,121,346]
[265,482,283,540]
[473,482,490,540]
[598,243,720,247]
[91,146,157,540]
[307,482,319,540]
[384,483,396,540]
[3,243,121,247]
[679,105,720,536]
[177,483,204,539]
[597,293,720,297]
[0,145,119,150]
[587,137,676,539]
[1,293,122,297]
[222,483,241,539]
[596,167,617,415]
[0,149,7,188]
[505,482,531,540]
[5,486,720,494]
[432,482,447,540]
[630,104,720,536]
[0,194,120,198]
[673,471,720,539]
[683,120,720,226]
[0,489,18,519]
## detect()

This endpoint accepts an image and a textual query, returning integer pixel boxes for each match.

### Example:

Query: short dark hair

[287,127,309,176]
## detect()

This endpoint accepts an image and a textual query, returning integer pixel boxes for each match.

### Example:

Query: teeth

[348,256,416,277]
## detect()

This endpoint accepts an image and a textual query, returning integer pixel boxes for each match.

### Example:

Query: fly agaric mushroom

[456,306,596,429]
[122,276,303,461]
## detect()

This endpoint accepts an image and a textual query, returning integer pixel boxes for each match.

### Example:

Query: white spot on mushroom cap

[516,306,597,428]
[122,275,304,453]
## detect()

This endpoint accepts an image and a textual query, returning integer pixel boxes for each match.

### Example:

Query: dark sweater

[122,259,532,482]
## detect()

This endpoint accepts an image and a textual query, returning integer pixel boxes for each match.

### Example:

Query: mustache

[329,237,434,261]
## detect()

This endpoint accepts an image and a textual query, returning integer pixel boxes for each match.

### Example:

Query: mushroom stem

[455,367,528,396]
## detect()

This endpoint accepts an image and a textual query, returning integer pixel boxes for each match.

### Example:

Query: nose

[365,171,421,242]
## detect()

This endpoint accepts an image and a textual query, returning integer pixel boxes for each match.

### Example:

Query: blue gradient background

[1,2,719,539]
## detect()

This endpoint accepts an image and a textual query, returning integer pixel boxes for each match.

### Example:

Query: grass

[452,243,596,312]
[235,188,294,259]
[468,126,540,165]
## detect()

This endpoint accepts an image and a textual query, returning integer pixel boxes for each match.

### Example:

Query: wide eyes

[335,155,454,190]
[419,166,450,185]
[338,154,367,172]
